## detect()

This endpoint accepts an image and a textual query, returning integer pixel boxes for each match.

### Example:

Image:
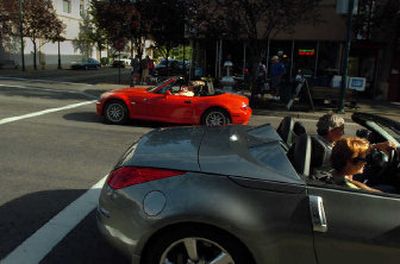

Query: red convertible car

[96,77,252,126]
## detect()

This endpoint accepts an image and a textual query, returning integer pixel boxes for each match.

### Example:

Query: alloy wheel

[159,237,235,264]
[105,102,126,123]
[205,111,227,127]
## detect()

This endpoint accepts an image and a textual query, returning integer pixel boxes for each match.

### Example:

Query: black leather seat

[277,117,306,149]
[289,133,312,177]
[310,136,332,169]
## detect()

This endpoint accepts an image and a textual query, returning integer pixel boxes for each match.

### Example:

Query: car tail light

[107,166,185,189]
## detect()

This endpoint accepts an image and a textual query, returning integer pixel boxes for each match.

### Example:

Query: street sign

[336,0,359,15]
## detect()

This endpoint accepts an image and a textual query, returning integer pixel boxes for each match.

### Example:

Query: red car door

[150,94,196,124]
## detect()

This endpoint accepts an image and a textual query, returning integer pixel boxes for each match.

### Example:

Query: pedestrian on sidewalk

[130,55,141,86]
[270,55,286,100]
[141,56,150,84]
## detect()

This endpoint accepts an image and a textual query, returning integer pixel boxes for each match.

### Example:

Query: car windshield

[146,78,176,92]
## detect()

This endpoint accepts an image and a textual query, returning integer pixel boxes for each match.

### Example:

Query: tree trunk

[33,40,37,70]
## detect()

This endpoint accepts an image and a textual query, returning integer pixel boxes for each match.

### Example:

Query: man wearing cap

[316,113,345,149]
[312,113,395,170]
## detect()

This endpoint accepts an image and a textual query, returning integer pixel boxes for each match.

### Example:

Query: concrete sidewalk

[252,99,400,121]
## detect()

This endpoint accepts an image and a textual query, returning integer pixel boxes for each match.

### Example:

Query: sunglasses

[352,156,367,163]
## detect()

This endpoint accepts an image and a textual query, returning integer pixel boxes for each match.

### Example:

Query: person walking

[270,55,286,100]
[130,55,141,86]
[141,56,150,84]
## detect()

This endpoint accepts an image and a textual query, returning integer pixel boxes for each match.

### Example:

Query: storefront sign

[298,49,315,56]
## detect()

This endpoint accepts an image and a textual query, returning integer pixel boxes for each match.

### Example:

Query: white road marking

[0,176,108,264]
[0,76,95,86]
[0,100,96,126]
[0,83,98,99]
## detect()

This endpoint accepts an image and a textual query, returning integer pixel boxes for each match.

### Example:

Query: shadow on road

[62,111,178,129]
[63,112,102,123]
[0,189,85,259]
[0,189,129,263]
[0,86,89,101]
[41,210,129,264]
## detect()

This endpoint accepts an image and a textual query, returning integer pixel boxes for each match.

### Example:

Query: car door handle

[143,98,148,102]
[309,195,328,233]
[184,100,192,104]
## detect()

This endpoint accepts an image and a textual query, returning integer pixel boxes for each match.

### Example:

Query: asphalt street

[0,70,361,263]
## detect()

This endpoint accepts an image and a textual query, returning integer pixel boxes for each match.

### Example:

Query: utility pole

[18,0,25,71]
[338,0,355,113]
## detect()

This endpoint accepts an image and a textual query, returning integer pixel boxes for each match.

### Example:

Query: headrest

[277,116,295,147]
[291,134,312,177]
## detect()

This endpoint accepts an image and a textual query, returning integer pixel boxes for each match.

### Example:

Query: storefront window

[317,42,340,86]
[293,41,317,78]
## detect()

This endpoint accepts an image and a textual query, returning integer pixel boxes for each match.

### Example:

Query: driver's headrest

[290,134,312,177]
[277,117,307,148]
[277,116,295,147]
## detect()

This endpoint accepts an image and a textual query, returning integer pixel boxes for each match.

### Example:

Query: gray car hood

[127,125,302,185]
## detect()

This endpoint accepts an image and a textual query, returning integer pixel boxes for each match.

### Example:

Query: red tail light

[107,166,185,189]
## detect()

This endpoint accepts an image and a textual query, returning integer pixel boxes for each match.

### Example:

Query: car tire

[142,226,253,264]
[104,100,128,125]
[201,108,231,127]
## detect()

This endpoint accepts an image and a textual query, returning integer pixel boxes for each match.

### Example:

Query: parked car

[70,58,101,70]
[96,76,252,126]
[97,113,400,264]
[154,59,189,76]
[112,58,131,68]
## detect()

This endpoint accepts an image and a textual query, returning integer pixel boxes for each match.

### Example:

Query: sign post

[338,0,356,113]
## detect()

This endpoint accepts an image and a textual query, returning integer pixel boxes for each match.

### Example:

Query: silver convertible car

[97,113,400,264]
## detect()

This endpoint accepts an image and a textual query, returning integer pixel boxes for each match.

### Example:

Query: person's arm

[345,176,382,193]
[369,141,397,155]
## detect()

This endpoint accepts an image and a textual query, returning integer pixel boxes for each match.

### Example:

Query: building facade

[199,0,398,100]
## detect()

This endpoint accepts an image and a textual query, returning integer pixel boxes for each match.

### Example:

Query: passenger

[330,137,382,193]
[315,113,345,150]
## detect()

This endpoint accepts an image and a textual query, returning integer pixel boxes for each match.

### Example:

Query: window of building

[80,0,85,16]
[63,0,71,13]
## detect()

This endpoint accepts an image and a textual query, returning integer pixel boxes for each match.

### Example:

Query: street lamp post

[338,0,355,113]
[18,0,25,71]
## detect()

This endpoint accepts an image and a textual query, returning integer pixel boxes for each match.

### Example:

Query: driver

[330,137,382,193]
[328,136,397,193]
[175,86,194,97]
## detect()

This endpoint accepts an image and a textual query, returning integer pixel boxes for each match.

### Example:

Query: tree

[73,13,96,58]
[22,0,65,70]
[140,0,186,65]
[0,1,17,47]
[185,0,322,105]
[91,0,140,54]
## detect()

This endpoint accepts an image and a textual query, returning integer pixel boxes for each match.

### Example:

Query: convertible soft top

[126,125,302,184]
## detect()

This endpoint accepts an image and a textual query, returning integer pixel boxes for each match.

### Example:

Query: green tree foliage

[91,0,140,53]
[22,0,65,70]
[0,0,18,49]
[140,0,186,60]
[185,0,322,104]
[73,13,96,58]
